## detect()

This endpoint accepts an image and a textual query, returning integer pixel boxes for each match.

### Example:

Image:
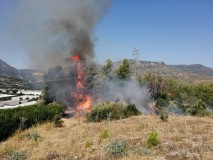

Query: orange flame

[77,63,84,89]
[71,53,81,61]
[76,95,92,113]
[71,52,92,115]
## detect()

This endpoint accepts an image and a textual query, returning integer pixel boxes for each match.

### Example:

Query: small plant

[54,115,64,127]
[105,139,128,157]
[134,147,152,156]
[147,130,159,148]
[19,117,28,131]
[99,128,109,140]
[27,130,41,142]
[85,138,93,148]
[2,147,27,160]
[160,109,168,122]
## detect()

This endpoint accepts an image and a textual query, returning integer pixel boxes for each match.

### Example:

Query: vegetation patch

[0,103,63,141]
[27,130,42,142]
[85,138,93,148]
[147,130,159,148]
[1,147,27,160]
[86,102,141,122]
[99,128,110,140]
[105,139,128,158]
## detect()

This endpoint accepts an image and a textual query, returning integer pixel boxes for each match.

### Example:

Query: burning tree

[70,53,92,115]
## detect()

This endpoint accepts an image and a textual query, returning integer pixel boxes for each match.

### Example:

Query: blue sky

[0,0,213,69]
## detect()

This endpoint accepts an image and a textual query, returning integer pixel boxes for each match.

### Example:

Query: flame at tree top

[70,53,92,115]
[71,53,81,61]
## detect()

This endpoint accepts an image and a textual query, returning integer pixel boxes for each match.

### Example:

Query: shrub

[123,104,141,118]
[86,103,123,122]
[186,99,207,117]
[0,103,63,141]
[86,103,141,122]
[54,115,64,127]
[99,128,110,140]
[147,130,159,148]
[1,147,27,160]
[156,98,169,108]
[105,139,128,157]
[133,147,152,156]
[85,138,92,148]
[18,117,28,131]
[160,109,168,122]
[27,130,41,142]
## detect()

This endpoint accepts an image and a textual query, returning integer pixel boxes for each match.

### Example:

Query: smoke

[95,79,152,113]
[13,0,111,69]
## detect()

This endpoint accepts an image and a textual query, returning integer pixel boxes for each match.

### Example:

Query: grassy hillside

[0,115,212,160]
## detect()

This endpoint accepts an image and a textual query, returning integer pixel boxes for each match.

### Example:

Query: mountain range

[0,59,44,89]
[0,58,213,89]
[113,60,213,84]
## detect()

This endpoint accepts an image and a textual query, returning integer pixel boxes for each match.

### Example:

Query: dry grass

[0,115,213,160]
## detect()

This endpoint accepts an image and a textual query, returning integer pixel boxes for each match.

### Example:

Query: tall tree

[43,66,65,104]
[116,59,131,80]
[102,59,113,76]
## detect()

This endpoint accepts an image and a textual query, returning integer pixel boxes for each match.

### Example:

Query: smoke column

[13,0,111,69]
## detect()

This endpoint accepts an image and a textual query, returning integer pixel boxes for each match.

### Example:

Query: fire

[71,52,92,115]
[76,95,92,113]
[71,53,81,61]
[77,63,84,89]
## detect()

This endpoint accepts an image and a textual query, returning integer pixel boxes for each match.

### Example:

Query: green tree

[146,75,168,99]
[137,74,144,86]
[102,59,113,76]
[187,99,206,116]
[43,66,64,104]
[85,65,98,89]
[116,59,131,80]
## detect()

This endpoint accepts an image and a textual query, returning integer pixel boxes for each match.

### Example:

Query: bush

[105,139,128,157]
[123,104,141,118]
[1,147,27,160]
[160,109,168,122]
[0,103,63,141]
[27,130,41,142]
[156,98,169,108]
[186,99,207,117]
[147,130,159,148]
[133,147,152,156]
[99,128,110,140]
[85,138,93,148]
[86,103,123,122]
[54,115,64,127]
[86,103,141,122]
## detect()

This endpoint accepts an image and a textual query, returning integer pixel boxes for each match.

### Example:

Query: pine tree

[116,59,131,80]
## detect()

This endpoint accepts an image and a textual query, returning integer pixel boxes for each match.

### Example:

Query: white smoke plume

[13,0,111,69]
[95,79,152,113]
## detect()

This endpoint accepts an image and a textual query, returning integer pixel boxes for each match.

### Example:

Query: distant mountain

[0,59,20,78]
[0,59,44,89]
[169,64,213,77]
[113,60,213,84]
[19,69,44,83]
[1,58,213,89]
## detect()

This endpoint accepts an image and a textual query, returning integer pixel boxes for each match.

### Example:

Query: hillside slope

[0,59,20,78]
[114,60,213,84]
[170,64,213,77]
[0,59,44,89]
[0,115,212,160]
